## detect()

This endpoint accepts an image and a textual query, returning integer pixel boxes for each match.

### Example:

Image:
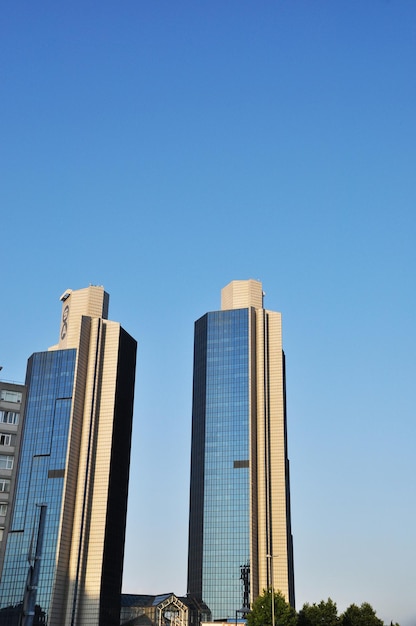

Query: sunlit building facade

[187,280,295,620]
[0,286,137,626]
[0,382,27,579]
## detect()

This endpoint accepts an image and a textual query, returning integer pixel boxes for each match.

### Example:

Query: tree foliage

[247,589,297,626]
[298,598,339,626]
[247,593,398,626]
[340,603,384,626]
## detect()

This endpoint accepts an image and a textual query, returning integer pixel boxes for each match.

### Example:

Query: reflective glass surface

[189,309,250,620]
[0,349,76,623]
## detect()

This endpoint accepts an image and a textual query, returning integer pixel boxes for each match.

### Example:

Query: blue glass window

[0,349,76,622]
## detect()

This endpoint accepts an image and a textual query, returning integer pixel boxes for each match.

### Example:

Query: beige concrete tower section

[59,318,124,626]
[221,279,293,605]
[49,285,109,352]
[221,279,263,310]
[255,309,291,601]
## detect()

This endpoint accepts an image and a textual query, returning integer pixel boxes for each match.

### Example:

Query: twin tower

[0,280,294,626]
[188,279,295,620]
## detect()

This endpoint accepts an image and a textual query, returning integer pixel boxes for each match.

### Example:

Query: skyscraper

[0,286,137,626]
[187,280,295,621]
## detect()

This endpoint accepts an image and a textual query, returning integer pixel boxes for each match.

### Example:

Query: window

[0,390,22,403]
[0,528,3,541]
[0,503,7,516]
[0,411,19,425]
[0,456,13,470]
[0,480,10,492]
[0,434,11,446]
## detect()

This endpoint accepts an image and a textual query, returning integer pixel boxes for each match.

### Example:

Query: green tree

[340,603,384,626]
[298,598,339,626]
[247,589,297,626]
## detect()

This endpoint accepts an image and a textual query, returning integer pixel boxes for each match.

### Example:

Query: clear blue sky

[1,2,415,624]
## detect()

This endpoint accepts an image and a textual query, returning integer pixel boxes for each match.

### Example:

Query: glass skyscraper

[187,280,295,621]
[0,287,137,626]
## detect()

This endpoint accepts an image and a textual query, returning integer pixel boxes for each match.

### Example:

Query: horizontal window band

[233,460,249,468]
[48,469,65,478]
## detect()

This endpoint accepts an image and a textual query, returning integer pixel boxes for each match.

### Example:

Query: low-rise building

[120,593,210,626]
[0,381,27,579]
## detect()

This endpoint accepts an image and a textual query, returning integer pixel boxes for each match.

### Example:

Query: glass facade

[188,309,251,620]
[0,349,76,624]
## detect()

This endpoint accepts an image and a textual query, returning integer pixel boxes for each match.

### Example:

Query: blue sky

[1,2,415,624]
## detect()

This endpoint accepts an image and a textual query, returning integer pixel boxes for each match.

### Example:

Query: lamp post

[22,504,47,626]
[266,554,275,626]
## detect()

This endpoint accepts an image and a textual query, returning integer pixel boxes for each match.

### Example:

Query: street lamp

[266,554,275,626]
